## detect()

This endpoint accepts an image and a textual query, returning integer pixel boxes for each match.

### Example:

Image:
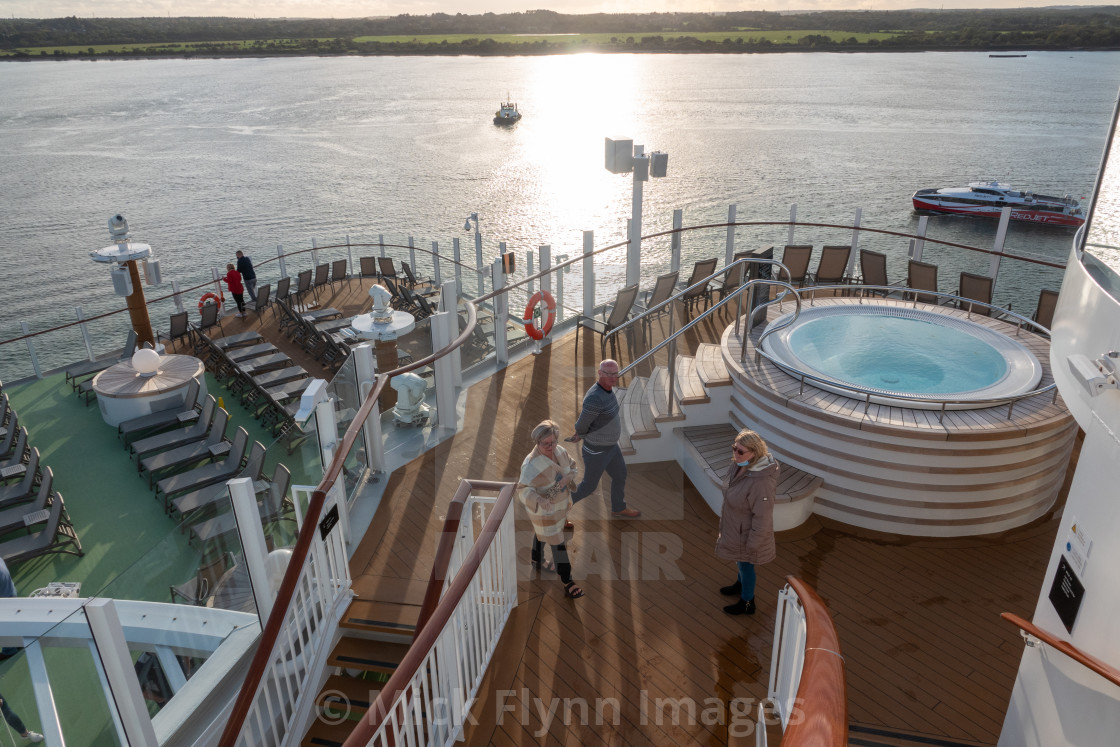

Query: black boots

[720,579,741,596]
[723,598,756,615]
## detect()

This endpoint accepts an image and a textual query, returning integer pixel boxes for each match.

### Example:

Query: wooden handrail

[782,576,848,747]
[1002,612,1120,689]
[341,480,516,747]
[414,480,472,635]
[216,302,478,747]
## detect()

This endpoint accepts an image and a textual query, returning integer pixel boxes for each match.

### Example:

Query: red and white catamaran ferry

[912,181,1085,227]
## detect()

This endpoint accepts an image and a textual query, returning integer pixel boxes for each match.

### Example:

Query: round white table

[91,354,206,427]
[351,310,416,409]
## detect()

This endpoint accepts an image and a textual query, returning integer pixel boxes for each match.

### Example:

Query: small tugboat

[493,99,522,126]
[912,181,1085,227]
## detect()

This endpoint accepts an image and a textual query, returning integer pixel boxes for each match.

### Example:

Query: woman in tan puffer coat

[715,429,778,615]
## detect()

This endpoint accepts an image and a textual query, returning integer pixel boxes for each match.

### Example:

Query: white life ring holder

[522,290,556,341]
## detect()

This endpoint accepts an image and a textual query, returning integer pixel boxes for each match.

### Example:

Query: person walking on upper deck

[235,251,257,304]
[221,263,247,318]
[518,421,584,599]
[568,359,641,518]
[716,429,778,616]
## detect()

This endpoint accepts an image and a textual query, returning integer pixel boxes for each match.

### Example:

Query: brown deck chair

[359,256,379,283]
[378,257,398,281]
[330,258,351,289]
[780,245,814,287]
[907,259,940,304]
[637,270,680,343]
[576,284,640,359]
[682,257,718,314]
[958,272,994,316]
[859,249,890,295]
[813,245,852,286]
[1033,289,1059,331]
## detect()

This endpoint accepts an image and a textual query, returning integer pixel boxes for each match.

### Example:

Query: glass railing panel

[326,355,367,502]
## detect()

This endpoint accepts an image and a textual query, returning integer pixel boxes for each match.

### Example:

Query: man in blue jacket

[235,250,257,304]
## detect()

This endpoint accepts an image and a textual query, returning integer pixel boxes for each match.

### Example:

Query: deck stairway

[302,577,425,747]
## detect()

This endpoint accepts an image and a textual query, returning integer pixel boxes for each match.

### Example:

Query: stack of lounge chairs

[0,387,83,564]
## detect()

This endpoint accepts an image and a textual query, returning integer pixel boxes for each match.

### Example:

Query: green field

[2,29,902,56]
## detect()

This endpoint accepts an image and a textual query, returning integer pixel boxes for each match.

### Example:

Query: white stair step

[695,343,731,387]
[620,377,659,440]
[674,355,709,405]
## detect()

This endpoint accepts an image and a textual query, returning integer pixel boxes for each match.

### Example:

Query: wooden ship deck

[191,274,1072,745]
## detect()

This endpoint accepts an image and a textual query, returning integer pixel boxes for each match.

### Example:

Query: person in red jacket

[221,263,246,317]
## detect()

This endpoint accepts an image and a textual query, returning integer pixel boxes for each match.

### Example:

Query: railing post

[526,250,535,296]
[913,216,928,261]
[85,599,159,746]
[725,203,737,268]
[788,203,797,245]
[847,208,862,279]
[277,243,287,279]
[452,238,463,289]
[379,233,386,259]
[408,236,417,276]
[170,280,185,314]
[20,322,41,378]
[227,476,274,622]
[354,344,385,474]
[989,207,1011,285]
[311,237,319,269]
[671,208,683,274]
[475,230,484,296]
[312,389,352,549]
[583,230,595,317]
[346,234,354,278]
[540,245,552,348]
[432,241,442,286]
[75,306,94,362]
[439,280,463,388]
[555,254,568,323]
[431,311,457,430]
[212,267,223,298]
[492,259,508,367]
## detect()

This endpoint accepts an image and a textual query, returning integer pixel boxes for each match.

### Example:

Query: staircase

[302,577,426,747]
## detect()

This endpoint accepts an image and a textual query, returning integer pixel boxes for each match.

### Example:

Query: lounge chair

[0,429,29,478]
[130,396,217,459]
[576,284,640,359]
[228,343,281,364]
[65,329,138,390]
[170,551,234,605]
[813,245,852,286]
[188,463,293,548]
[254,283,272,320]
[211,331,263,350]
[0,468,52,537]
[681,258,718,315]
[311,263,330,301]
[378,257,398,282]
[779,245,814,287]
[0,448,39,509]
[401,261,433,291]
[158,311,193,352]
[170,441,267,521]
[0,413,21,461]
[0,493,82,565]
[636,271,680,343]
[196,300,224,337]
[858,249,891,295]
[359,256,379,284]
[154,427,248,507]
[273,276,291,320]
[907,259,940,304]
[293,269,313,307]
[140,408,231,485]
[712,253,754,304]
[958,271,995,316]
[330,258,351,289]
[1033,289,1059,331]
[117,378,203,444]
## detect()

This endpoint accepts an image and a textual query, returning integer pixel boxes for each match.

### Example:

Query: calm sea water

[3,52,1120,379]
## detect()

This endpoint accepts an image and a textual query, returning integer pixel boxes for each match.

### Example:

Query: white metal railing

[768,584,808,731]
[232,484,352,747]
[351,483,518,746]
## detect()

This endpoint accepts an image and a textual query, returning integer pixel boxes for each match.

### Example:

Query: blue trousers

[571,443,628,512]
[0,692,27,735]
[737,562,756,602]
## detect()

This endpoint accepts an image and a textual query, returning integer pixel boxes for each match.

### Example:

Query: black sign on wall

[319,504,340,540]
[1048,555,1086,634]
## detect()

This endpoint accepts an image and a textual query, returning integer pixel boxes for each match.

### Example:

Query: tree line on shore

[3,8,1120,56]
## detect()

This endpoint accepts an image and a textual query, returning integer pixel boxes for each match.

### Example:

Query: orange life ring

[199,292,223,311]
[522,290,556,341]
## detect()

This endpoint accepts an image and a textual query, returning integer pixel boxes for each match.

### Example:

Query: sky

[2,0,1116,18]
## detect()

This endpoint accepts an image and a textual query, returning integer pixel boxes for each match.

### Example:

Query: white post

[725,203,737,268]
[439,280,463,387]
[314,394,351,548]
[432,241,442,286]
[556,255,568,323]
[989,207,1011,281]
[346,234,354,278]
[431,311,457,429]
[787,204,797,245]
[913,216,928,262]
[227,476,274,622]
[628,146,647,288]
[379,233,386,259]
[408,236,417,276]
[847,207,863,279]
[353,344,385,473]
[311,237,319,269]
[492,259,508,367]
[671,208,683,274]
[76,306,94,361]
[583,230,595,317]
[475,231,484,296]
[277,243,287,279]
[23,642,63,745]
[21,322,41,378]
[85,599,159,746]
[452,238,463,288]
[170,280,185,314]
[539,245,552,348]
[526,250,535,296]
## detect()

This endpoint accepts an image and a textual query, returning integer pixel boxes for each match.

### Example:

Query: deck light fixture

[605,138,668,287]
